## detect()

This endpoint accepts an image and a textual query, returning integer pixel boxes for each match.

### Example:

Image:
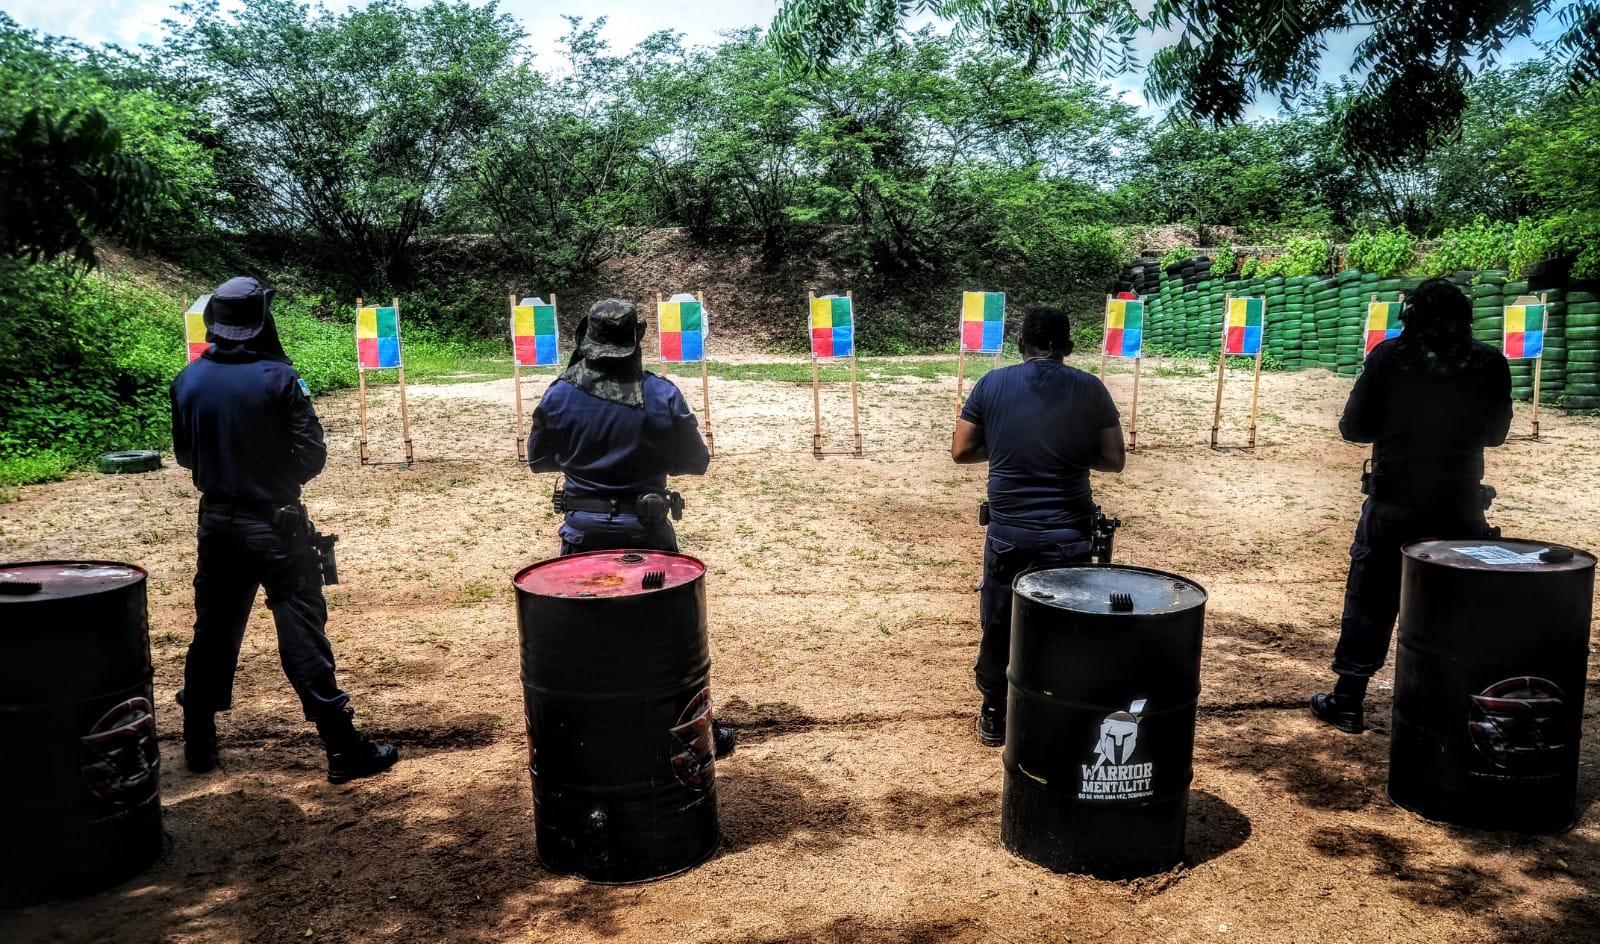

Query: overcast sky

[4,0,1563,118]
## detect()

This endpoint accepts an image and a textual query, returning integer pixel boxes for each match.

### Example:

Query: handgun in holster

[272,502,338,586]
[1091,506,1121,565]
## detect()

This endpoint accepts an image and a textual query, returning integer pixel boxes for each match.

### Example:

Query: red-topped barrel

[513,550,719,882]
[0,561,163,906]
[1391,538,1595,832]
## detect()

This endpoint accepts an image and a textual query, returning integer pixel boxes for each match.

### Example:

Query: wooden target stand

[1509,293,1548,441]
[658,292,716,459]
[1210,293,1264,451]
[1099,351,1143,452]
[811,290,862,458]
[356,296,413,466]
[511,291,557,463]
[1099,293,1145,452]
[953,347,1002,416]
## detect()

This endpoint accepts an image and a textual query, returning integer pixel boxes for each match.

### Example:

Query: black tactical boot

[1311,675,1368,734]
[177,689,220,773]
[977,703,1006,748]
[315,708,400,784]
[713,723,736,759]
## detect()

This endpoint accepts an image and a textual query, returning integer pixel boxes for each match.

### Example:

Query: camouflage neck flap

[560,299,645,408]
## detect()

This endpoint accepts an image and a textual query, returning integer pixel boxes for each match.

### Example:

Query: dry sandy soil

[2,354,1598,944]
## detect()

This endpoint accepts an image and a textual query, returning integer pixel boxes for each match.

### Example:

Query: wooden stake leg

[358,368,370,464]
[701,358,715,459]
[1211,295,1230,449]
[850,353,862,457]
[397,365,413,466]
[1129,357,1142,452]
[513,362,526,461]
[812,356,822,456]
[955,351,967,416]
[1247,347,1263,449]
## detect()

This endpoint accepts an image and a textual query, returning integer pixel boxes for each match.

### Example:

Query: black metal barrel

[513,550,719,882]
[1002,565,1207,878]
[0,561,163,907]
[1391,539,1595,832]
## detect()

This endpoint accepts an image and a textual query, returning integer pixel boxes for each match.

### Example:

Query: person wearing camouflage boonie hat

[527,297,733,757]
[559,298,647,407]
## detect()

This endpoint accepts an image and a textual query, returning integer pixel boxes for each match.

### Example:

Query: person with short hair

[170,276,398,783]
[952,305,1126,747]
[1311,278,1512,734]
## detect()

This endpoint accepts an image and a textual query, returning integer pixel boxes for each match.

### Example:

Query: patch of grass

[0,450,75,487]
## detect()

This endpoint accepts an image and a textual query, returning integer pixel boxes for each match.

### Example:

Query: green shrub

[1239,257,1260,278]
[1344,228,1415,277]
[1255,255,1288,278]
[1280,236,1334,276]
[1420,216,1513,274]
[1211,256,1234,278]
[1159,247,1191,269]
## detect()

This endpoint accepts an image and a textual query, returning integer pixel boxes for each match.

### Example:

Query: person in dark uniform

[527,298,732,754]
[170,276,398,783]
[1311,278,1512,734]
[952,305,1126,747]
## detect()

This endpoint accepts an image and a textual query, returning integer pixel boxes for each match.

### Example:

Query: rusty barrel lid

[514,549,705,599]
[0,561,147,603]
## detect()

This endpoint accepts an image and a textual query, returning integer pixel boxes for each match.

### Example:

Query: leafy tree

[451,17,659,279]
[0,14,197,264]
[770,0,1598,166]
[1499,86,1600,275]
[164,0,523,286]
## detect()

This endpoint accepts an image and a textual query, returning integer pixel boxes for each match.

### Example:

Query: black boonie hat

[204,276,274,341]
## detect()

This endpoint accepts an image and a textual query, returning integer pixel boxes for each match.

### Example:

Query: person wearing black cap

[1310,278,1512,734]
[951,305,1126,747]
[527,298,733,755]
[170,276,398,783]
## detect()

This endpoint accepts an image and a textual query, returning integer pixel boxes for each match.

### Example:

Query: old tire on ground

[96,451,162,474]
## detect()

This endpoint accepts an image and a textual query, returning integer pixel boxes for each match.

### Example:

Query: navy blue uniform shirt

[960,358,1120,527]
[170,347,327,504]
[1340,338,1511,482]
[528,374,710,497]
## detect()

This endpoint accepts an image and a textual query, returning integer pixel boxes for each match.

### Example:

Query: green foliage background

[3,4,1599,483]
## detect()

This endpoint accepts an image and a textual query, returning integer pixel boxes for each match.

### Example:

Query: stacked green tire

[1311,276,1340,370]
[1281,275,1312,368]
[1471,271,1507,352]
[1539,288,1566,402]
[1334,271,1370,376]
[1564,288,1600,410]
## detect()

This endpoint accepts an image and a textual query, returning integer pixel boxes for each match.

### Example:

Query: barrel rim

[1012,562,1208,614]
[0,560,149,603]
[1401,538,1595,572]
[513,549,706,599]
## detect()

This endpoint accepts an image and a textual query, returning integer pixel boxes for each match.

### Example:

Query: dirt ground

[3,354,1599,944]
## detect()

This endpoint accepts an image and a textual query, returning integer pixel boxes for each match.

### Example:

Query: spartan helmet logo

[1092,699,1147,769]
[1468,676,1567,774]
[669,687,715,791]
[80,697,160,806]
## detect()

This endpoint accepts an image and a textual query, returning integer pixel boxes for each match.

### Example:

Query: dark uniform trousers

[185,509,349,721]
[558,510,678,556]
[976,520,1093,703]
[1333,496,1489,680]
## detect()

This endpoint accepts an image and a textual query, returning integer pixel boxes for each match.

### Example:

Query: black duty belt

[563,497,647,516]
[199,497,281,519]
[554,487,684,523]
[1361,472,1493,510]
